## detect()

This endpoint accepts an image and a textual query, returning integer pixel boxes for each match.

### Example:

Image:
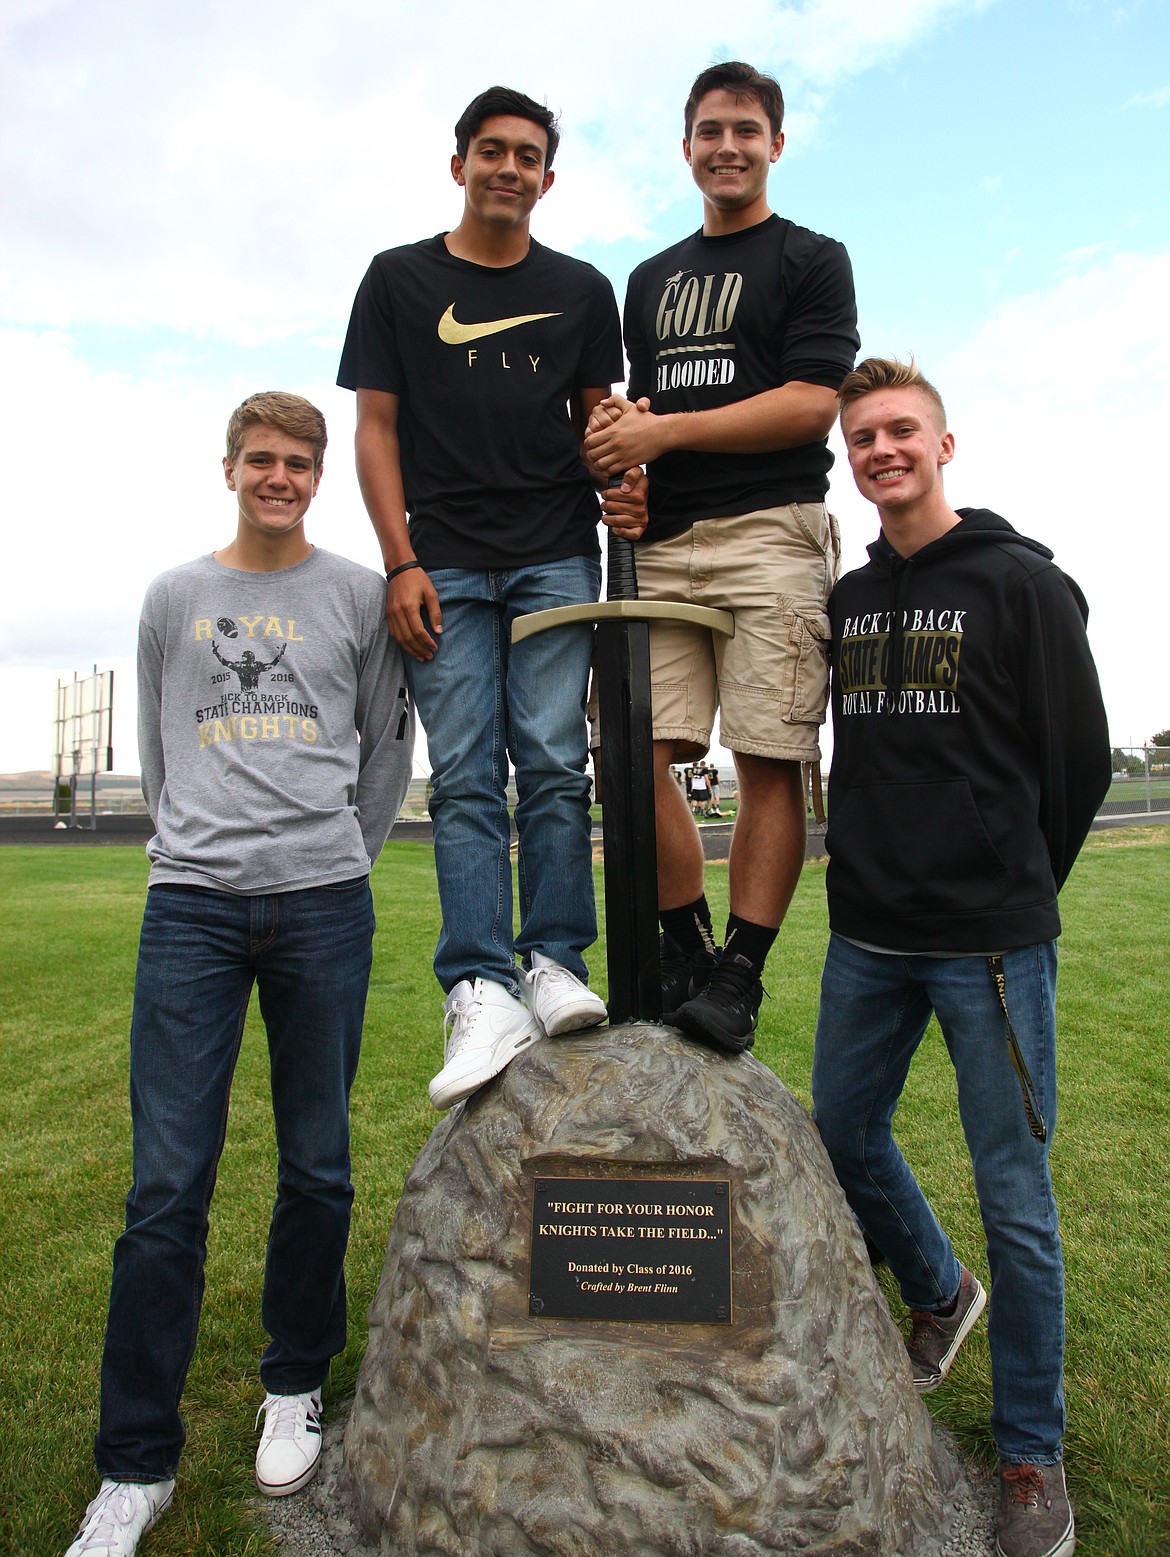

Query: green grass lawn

[1,829,1167,1555]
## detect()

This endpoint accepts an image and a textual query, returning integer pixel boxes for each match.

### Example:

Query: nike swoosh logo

[437,303,561,345]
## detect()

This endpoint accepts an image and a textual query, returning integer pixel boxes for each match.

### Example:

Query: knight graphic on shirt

[211,640,287,690]
[192,614,315,742]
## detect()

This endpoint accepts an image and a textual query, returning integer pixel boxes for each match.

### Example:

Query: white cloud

[825,248,1170,752]
[1123,83,1170,110]
[0,325,387,769]
[1,0,990,342]
[7,247,1165,773]
[747,0,994,85]
[22,0,1138,778]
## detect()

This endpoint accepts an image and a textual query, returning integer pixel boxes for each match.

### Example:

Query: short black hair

[454,86,560,170]
[684,61,785,141]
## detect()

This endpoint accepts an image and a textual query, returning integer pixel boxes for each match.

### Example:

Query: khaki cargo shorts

[636,503,840,762]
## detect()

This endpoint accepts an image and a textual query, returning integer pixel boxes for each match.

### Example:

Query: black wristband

[386,560,422,582]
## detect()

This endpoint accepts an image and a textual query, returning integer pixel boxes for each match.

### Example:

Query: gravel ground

[261,1402,999,1556]
[259,1413,377,1557]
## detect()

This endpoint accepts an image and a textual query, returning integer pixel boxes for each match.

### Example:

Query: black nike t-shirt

[337,235,623,570]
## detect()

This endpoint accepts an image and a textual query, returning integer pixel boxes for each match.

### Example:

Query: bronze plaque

[529,1176,732,1323]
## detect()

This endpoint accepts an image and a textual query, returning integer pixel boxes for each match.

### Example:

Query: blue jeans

[95,878,374,1481]
[811,934,1065,1464]
[407,558,600,995]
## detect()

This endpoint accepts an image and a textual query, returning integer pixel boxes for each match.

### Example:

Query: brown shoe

[905,1265,987,1391]
[995,1461,1075,1557]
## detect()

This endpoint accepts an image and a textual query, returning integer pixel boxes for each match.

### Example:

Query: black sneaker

[669,950,762,1054]
[905,1266,987,1392]
[995,1461,1075,1557]
[660,933,718,1018]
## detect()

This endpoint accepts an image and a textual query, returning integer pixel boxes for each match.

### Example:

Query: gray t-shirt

[138,547,414,893]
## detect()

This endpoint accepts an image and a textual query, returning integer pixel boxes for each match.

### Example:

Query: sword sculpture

[513,484,731,1024]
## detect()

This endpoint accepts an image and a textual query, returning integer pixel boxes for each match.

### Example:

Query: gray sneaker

[905,1265,987,1392]
[996,1461,1075,1557]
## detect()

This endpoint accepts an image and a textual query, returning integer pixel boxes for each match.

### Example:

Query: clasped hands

[586,394,660,542]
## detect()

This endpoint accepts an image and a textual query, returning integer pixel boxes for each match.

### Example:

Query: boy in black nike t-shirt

[338,86,646,1110]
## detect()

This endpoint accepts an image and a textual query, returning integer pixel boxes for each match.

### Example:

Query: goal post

[52,667,114,828]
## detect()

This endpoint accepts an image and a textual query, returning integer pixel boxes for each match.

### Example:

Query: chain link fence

[3,750,1167,827]
[1100,746,1170,820]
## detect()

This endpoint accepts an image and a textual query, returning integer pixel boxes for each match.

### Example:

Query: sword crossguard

[511,600,734,644]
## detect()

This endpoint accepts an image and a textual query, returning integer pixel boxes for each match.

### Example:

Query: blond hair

[225,392,328,472]
[838,357,946,431]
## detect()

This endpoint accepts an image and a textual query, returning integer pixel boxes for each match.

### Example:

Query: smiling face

[841,386,955,517]
[684,88,783,232]
[223,424,321,542]
[451,113,553,232]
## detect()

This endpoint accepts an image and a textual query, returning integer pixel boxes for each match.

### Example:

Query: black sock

[722,915,778,977]
[661,898,716,960]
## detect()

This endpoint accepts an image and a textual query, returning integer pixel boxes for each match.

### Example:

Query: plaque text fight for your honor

[529,1177,732,1324]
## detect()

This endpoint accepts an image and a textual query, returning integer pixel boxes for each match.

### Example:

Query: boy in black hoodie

[812,358,1109,1557]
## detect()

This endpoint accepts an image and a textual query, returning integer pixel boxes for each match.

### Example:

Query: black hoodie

[825,508,1111,952]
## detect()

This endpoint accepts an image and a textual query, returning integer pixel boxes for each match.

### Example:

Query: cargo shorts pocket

[784,609,831,724]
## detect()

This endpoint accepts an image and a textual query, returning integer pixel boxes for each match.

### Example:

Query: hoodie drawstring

[884,554,912,717]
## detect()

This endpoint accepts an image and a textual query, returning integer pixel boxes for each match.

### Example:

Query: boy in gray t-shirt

[65,393,414,1557]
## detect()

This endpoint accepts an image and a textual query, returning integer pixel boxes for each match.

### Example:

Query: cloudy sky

[3,0,1168,779]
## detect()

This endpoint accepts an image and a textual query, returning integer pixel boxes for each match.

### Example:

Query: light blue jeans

[407,558,600,995]
[812,934,1065,1464]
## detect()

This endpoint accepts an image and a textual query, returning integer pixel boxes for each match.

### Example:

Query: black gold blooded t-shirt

[624,214,859,542]
[337,235,623,570]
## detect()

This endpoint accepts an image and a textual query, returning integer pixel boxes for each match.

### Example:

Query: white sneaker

[523,951,608,1037]
[254,1389,323,1496]
[429,978,542,1110]
[64,1478,174,1556]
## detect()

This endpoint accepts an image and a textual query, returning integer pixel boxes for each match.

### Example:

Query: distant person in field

[812,357,1110,1557]
[64,393,413,1557]
[689,761,711,816]
[708,763,722,815]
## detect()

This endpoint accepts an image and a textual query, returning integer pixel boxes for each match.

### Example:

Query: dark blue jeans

[95,878,374,1481]
[812,935,1065,1464]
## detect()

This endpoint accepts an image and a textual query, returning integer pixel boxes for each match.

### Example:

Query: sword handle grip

[605,476,639,602]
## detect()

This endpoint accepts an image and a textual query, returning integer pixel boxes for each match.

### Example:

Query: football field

[1,830,1166,1555]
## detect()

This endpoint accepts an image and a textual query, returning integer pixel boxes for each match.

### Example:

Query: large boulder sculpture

[344,1024,960,1554]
